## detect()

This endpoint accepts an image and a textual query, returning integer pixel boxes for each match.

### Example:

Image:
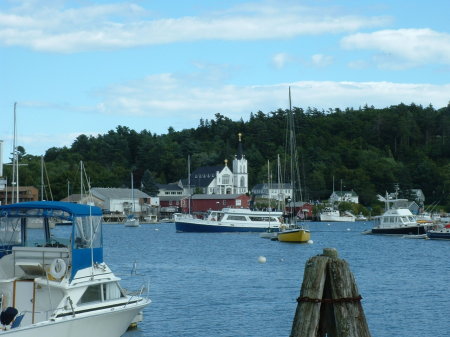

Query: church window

[222,175,230,184]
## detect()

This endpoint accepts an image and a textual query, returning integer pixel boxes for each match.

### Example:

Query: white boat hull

[320,214,355,222]
[3,300,149,337]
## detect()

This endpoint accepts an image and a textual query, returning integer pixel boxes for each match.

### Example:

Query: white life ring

[50,258,67,279]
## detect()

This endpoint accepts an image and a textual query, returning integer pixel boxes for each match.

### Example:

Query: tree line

[4,103,450,212]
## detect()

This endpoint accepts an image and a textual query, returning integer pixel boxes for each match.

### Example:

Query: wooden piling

[290,248,371,337]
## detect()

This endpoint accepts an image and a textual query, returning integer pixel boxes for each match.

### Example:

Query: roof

[332,190,358,196]
[190,193,246,200]
[91,187,150,199]
[156,183,183,191]
[0,201,103,217]
[189,166,223,187]
[252,183,292,190]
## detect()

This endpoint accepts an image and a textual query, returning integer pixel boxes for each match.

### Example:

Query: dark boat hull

[372,226,427,235]
[175,221,278,233]
[426,231,450,240]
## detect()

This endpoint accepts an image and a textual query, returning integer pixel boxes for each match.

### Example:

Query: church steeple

[236,133,244,160]
[232,133,248,194]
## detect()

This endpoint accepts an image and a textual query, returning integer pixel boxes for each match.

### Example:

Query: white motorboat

[0,201,150,336]
[319,207,356,222]
[175,208,283,232]
[370,198,432,235]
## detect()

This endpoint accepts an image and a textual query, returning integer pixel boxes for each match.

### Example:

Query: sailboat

[276,88,311,243]
[125,172,140,227]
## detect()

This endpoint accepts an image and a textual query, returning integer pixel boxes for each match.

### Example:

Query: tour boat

[0,201,150,336]
[175,208,283,233]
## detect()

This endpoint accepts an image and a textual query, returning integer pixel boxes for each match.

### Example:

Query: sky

[1,0,450,165]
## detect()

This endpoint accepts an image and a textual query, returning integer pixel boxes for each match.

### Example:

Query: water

[100,221,449,337]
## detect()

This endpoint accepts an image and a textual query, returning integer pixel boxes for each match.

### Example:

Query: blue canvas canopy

[0,201,104,279]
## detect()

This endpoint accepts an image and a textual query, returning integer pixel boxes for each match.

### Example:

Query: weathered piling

[290,248,371,337]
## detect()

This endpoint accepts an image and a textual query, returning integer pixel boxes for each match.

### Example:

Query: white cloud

[341,28,450,68]
[94,76,450,119]
[311,54,333,67]
[0,1,390,53]
[272,53,291,69]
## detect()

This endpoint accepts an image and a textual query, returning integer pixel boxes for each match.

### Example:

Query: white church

[184,133,248,195]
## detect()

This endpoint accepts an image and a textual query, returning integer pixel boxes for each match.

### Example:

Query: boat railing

[124,281,149,307]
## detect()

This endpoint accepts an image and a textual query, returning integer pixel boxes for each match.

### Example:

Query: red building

[181,194,250,214]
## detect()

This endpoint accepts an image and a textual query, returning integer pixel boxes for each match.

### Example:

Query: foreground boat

[175,208,283,233]
[0,201,150,336]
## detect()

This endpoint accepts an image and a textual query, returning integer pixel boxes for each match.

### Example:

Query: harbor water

[99,221,449,337]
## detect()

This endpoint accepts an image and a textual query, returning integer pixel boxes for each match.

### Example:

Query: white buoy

[307,239,314,244]
[258,256,267,263]
[327,223,331,226]
[155,228,159,231]
[347,228,351,231]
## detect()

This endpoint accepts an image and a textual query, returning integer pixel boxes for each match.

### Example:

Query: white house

[91,187,152,214]
[251,183,293,201]
[329,190,359,204]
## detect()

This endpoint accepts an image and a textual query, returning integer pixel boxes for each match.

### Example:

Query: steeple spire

[236,133,244,159]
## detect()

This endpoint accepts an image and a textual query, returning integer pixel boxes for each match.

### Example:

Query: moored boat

[319,207,356,222]
[276,227,310,243]
[426,224,450,240]
[370,198,432,235]
[0,201,150,336]
[175,208,283,233]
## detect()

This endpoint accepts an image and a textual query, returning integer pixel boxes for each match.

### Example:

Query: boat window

[227,215,247,221]
[26,218,47,246]
[103,282,125,300]
[74,216,102,249]
[79,284,102,304]
[249,217,271,222]
[400,217,408,223]
[0,217,22,246]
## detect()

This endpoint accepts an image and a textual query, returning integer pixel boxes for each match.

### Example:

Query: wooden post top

[322,247,338,258]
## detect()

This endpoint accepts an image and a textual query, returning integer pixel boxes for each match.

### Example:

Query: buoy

[347,228,351,231]
[258,256,267,263]
[307,239,314,244]
[155,228,159,231]
[327,223,331,226]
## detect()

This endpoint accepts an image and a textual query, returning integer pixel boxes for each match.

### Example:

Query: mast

[80,161,83,202]
[41,155,44,200]
[188,155,191,214]
[131,172,134,213]
[12,102,18,203]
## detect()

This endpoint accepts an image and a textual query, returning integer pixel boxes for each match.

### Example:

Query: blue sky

[1,0,450,164]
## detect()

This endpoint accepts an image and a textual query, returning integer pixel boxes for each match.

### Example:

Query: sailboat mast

[188,155,191,214]
[80,161,83,202]
[41,155,44,200]
[12,102,18,203]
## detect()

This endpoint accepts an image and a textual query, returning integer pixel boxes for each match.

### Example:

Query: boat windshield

[73,215,102,249]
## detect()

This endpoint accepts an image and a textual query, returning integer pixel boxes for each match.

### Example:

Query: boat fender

[50,258,67,279]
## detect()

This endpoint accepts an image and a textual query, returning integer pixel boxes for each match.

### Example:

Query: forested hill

[9,103,450,209]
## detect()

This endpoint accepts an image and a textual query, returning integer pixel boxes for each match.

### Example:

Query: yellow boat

[277,227,311,243]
